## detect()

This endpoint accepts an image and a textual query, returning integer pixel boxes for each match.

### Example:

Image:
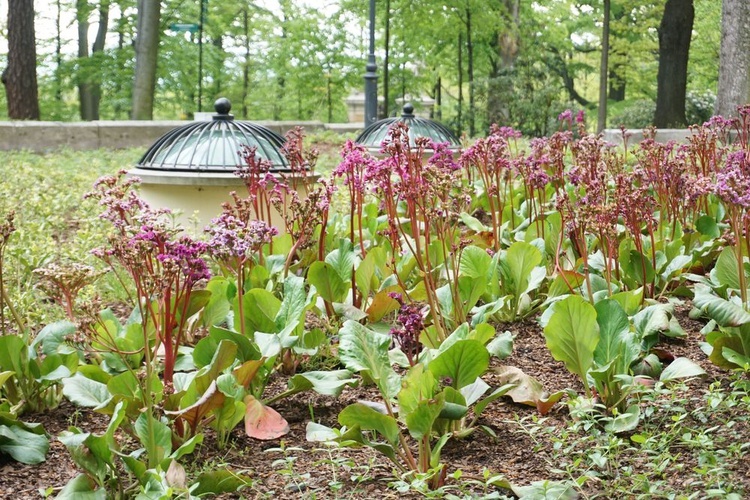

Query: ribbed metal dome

[355,103,460,149]
[137,98,289,172]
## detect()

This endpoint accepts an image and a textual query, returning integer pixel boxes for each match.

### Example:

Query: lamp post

[364,0,378,127]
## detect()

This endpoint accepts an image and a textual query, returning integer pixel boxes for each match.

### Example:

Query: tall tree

[654,0,694,127]
[715,0,750,117]
[2,0,40,119]
[487,0,520,126]
[131,0,161,119]
[597,0,611,133]
[77,0,110,120]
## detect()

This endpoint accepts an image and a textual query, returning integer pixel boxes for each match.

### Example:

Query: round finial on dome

[402,103,415,117]
[214,97,232,115]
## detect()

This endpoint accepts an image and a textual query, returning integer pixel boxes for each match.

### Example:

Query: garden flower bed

[0,114,748,499]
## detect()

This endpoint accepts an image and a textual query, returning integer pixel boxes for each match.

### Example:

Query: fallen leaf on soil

[494,366,565,415]
[244,395,289,440]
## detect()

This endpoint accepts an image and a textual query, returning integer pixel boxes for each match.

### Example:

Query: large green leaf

[0,334,26,375]
[63,373,112,408]
[355,247,386,300]
[326,239,358,283]
[459,245,493,279]
[55,474,107,500]
[543,295,599,394]
[714,247,744,290]
[235,288,281,334]
[308,261,348,304]
[338,403,400,446]
[428,339,489,390]
[499,241,543,298]
[286,370,357,397]
[201,276,232,327]
[31,320,77,356]
[134,412,172,463]
[660,357,706,381]
[633,304,671,348]
[693,285,750,327]
[192,469,254,496]
[275,275,309,331]
[0,424,49,464]
[338,320,400,400]
[397,364,437,418]
[594,299,639,373]
[404,392,445,439]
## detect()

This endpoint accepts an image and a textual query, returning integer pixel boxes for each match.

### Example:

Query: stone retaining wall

[0,120,364,152]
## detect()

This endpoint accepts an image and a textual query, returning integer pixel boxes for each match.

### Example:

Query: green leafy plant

[543,295,705,430]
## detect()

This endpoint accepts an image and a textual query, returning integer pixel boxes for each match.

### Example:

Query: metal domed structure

[128,98,314,230]
[355,103,460,151]
[137,97,289,172]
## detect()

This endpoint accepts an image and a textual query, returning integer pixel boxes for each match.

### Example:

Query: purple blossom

[390,301,425,365]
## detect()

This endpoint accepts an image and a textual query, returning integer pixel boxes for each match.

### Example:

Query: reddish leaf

[244,395,289,440]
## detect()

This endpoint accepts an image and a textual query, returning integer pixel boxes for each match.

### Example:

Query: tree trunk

[597,0,611,133]
[242,7,250,118]
[383,0,390,117]
[2,0,40,120]
[131,0,161,120]
[654,0,694,128]
[55,0,63,102]
[608,68,625,101]
[457,32,463,134]
[715,0,750,117]
[487,0,520,127]
[466,7,475,137]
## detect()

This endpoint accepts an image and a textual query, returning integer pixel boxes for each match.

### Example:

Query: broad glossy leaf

[604,404,641,433]
[512,480,578,500]
[305,422,338,442]
[338,403,400,445]
[275,275,309,331]
[308,261,348,304]
[286,370,357,397]
[460,377,490,406]
[0,424,48,464]
[55,474,106,500]
[500,241,543,298]
[366,287,401,322]
[659,357,706,382]
[31,320,77,356]
[397,364,437,417]
[201,276,232,327]
[625,250,655,286]
[134,412,171,462]
[429,339,489,389]
[486,330,514,359]
[693,285,750,327]
[166,380,225,432]
[543,295,599,391]
[459,245,493,279]
[63,373,112,408]
[192,469,254,496]
[326,239,358,283]
[235,289,281,334]
[338,320,400,400]
[404,392,445,439]
[633,304,671,348]
[594,299,639,372]
[714,247,743,290]
[244,395,289,440]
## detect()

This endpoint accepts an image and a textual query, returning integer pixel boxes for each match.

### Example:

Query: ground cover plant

[0,121,747,499]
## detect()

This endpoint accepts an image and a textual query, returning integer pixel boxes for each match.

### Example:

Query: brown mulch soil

[0,300,747,499]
